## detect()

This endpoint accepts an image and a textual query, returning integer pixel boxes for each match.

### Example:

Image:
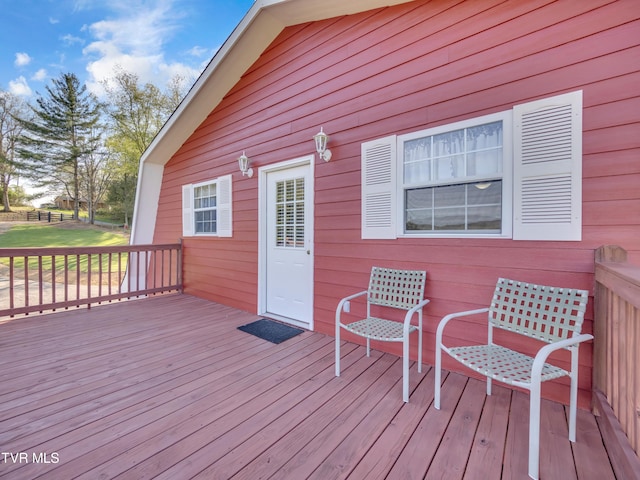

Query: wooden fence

[27,211,75,222]
[593,245,640,479]
[0,243,182,318]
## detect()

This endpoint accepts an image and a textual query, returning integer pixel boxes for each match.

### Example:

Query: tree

[102,68,187,226]
[0,90,29,212]
[16,73,101,219]
[79,127,112,224]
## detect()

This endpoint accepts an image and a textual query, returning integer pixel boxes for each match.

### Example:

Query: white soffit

[140,0,415,167]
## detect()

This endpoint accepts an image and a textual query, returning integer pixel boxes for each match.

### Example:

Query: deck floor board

[0,294,618,479]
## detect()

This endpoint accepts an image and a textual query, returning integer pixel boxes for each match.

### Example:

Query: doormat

[237,319,304,344]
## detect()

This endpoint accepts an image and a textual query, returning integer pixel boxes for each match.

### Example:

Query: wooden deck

[0,294,617,479]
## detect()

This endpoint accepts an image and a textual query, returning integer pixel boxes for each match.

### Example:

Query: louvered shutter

[513,91,582,241]
[216,174,233,237]
[361,136,397,239]
[182,184,193,237]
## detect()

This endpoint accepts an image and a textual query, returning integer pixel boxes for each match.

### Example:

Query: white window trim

[396,110,513,239]
[193,179,219,235]
[182,174,233,238]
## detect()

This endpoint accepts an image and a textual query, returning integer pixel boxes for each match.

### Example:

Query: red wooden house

[130,0,640,409]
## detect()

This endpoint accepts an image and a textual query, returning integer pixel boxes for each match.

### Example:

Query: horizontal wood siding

[153,0,640,407]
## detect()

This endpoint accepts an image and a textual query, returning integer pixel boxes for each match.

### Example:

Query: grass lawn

[0,223,129,275]
[39,208,122,225]
[0,223,129,248]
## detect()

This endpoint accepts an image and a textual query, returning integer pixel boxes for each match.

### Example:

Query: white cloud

[187,46,209,58]
[32,69,48,81]
[8,76,32,96]
[61,34,84,46]
[82,0,202,97]
[14,52,32,67]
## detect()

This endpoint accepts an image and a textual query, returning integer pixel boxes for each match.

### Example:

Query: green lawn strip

[0,224,129,274]
[41,208,121,224]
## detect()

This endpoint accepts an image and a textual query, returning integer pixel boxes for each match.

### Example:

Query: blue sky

[0,0,255,99]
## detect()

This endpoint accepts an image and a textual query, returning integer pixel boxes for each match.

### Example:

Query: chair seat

[342,317,417,342]
[446,344,569,386]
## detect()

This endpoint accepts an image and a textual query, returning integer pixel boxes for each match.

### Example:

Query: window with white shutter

[361,90,582,241]
[182,174,233,237]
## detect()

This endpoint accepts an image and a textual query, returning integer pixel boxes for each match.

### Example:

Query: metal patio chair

[335,267,429,403]
[434,277,592,479]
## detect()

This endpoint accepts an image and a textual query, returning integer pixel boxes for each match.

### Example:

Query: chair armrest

[402,298,431,334]
[436,308,490,347]
[335,290,368,324]
[409,298,431,314]
[531,333,594,380]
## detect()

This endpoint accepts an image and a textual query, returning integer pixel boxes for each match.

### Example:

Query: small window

[399,113,511,236]
[182,174,233,238]
[194,182,217,234]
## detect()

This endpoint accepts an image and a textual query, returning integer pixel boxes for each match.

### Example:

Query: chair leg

[335,324,341,377]
[417,324,422,374]
[366,337,371,357]
[528,383,541,480]
[569,347,579,441]
[403,334,409,403]
[434,341,441,410]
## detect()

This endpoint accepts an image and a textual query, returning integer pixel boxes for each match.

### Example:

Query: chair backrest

[489,277,589,343]
[367,267,427,310]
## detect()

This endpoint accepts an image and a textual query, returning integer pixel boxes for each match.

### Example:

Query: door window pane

[275,177,305,248]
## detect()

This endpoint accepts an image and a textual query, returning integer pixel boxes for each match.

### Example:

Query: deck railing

[593,245,640,478]
[0,243,182,318]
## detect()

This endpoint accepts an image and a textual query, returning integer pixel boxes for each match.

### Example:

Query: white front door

[261,160,313,329]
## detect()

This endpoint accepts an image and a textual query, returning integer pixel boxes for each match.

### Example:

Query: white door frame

[257,155,314,330]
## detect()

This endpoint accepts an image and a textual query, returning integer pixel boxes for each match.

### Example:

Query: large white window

[400,112,510,235]
[182,174,233,237]
[361,91,582,241]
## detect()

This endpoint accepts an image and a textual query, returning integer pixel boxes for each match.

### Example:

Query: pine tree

[17,73,101,220]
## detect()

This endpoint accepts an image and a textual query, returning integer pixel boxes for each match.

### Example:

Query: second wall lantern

[313,127,332,162]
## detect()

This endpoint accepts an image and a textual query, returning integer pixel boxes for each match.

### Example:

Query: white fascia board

[266,0,414,24]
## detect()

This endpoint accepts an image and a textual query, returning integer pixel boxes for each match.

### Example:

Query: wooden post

[595,245,627,263]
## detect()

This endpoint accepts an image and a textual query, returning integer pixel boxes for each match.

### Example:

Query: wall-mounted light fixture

[238,151,253,178]
[313,127,332,162]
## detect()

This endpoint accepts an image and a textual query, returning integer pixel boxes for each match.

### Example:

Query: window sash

[405,180,503,233]
[193,182,217,234]
[400,115,507,234]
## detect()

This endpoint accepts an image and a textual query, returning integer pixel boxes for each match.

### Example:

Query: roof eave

[139,0,414,167]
